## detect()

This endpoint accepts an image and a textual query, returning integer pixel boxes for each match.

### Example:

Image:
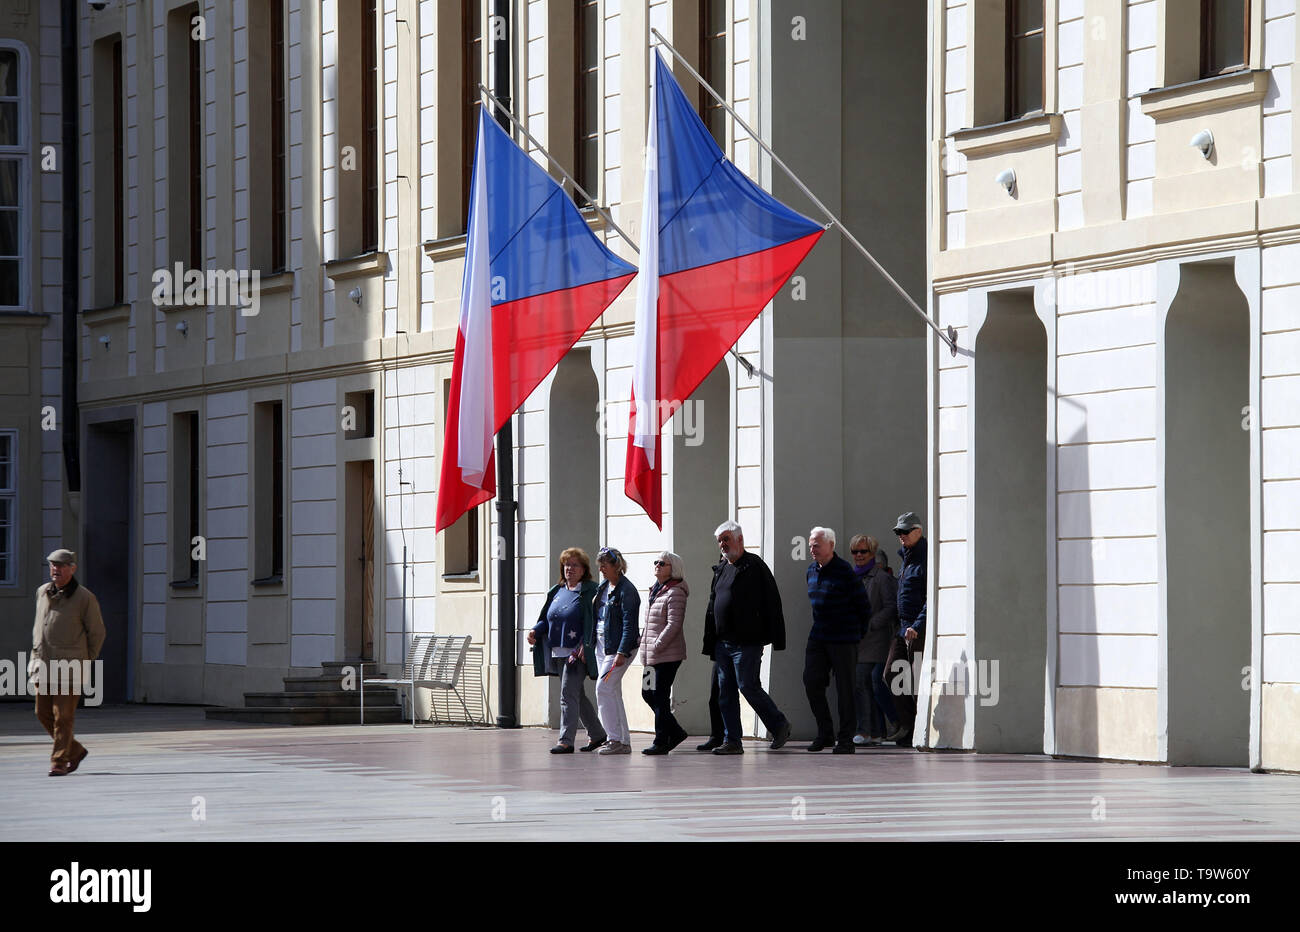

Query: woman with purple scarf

[851,535,901,745]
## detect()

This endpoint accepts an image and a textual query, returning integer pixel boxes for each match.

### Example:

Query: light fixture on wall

[98,334,111,351]
[348,286,363,306]
[995,167,1017,197]
[176,320,188,337]
[1189,128,1215,160]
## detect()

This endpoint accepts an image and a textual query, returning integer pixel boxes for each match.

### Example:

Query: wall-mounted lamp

[98,334,111,351]
[348,286,363,306]
[995,167,1017,197]
[1189,128,1215,160]
[176,320,189,337]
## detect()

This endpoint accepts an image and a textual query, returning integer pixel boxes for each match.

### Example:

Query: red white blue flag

[625,54,825,527]
[437,109,636,532]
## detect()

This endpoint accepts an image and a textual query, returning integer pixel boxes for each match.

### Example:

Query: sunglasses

[598,547,621,561]
[654,560,671,567]
[895,529,914,537]
[850,549,871,555]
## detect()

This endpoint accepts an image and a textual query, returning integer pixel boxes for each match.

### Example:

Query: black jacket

[702,551,786,655]
[897,536,928,636]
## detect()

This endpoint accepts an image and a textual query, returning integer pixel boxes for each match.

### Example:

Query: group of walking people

[528,512,927,755]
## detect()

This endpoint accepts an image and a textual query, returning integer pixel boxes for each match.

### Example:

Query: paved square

[3,704,1299,842]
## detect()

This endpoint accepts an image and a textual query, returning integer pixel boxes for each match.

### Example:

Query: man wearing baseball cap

[31,549,105,776]
[886,513,927,747]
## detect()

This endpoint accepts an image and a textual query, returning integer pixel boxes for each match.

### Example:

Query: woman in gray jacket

[852,536,900,745]
[639,551,690,754]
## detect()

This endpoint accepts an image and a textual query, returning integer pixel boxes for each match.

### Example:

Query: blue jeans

[855,661,884,736]
[716,641,788,744]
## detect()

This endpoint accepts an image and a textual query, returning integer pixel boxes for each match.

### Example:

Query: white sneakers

[597,740,632,755]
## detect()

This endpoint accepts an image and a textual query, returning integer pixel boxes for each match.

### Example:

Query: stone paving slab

[3,703,1299,842]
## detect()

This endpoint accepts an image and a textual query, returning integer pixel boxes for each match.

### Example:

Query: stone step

[204,704,405,726]
[282,675,367,693]
[242,689,399,709]
[320,659,381,672]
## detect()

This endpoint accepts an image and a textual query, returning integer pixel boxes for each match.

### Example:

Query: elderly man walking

[702,520,792,755]
[31,549,105,776]
[803,527,870,753]
[887,512,928,747]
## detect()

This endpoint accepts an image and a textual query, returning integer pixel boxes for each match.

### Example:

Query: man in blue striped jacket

[803,527,870,753]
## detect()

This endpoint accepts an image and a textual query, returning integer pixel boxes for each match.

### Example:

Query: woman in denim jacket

[592,547,641,755]
[527,547,606,753]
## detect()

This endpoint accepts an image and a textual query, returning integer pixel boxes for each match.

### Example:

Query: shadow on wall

[546,350,600,730]
[930,647,968,746]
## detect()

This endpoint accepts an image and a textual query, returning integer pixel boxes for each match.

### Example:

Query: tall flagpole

[492,0,518,729]
[648,29,959,356]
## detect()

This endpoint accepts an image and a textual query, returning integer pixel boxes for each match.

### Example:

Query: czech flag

[437,109,637,532]
[625,54,825,527]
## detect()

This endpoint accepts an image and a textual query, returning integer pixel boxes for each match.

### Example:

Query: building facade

[3,0,929,739]
[926,0,1300,770]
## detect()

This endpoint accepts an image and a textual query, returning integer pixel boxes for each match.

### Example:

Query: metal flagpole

[648,28,959,356]
[478,83,639,255]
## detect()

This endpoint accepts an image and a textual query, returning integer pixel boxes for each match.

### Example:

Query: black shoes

[806,735,834,752]
[697,737,723,752]
[769,721,792,750]
[550,743,574,754]
[712,742,744,755]
[832,742,855,754]
[580,738,607,752]
[642,744,669,755]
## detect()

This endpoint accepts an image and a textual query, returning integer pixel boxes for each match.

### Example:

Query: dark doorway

[1165,262,1250,766]
[83,420,135,703]
[345,459,375,661]
[973,290,1048,753]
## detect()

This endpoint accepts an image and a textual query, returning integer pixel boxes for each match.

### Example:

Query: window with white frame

[0,45,26,309]
[0,430,16,585]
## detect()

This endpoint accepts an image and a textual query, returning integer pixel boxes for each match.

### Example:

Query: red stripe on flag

[657,231,822,412]
[624,230,823,528]
[437,274,635,532]
[436,326,495,532]
[624,389,662,528]
[489,273,635,428]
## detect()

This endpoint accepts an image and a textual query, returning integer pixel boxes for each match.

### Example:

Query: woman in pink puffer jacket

[639,551,690,754]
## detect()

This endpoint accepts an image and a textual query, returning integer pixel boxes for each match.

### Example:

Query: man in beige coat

[31,549,106,776]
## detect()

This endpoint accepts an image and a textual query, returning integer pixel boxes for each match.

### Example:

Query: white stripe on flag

[631,59,660,467]
[458,110,494,487]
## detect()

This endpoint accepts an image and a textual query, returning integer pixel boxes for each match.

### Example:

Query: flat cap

[46,548,77,565]
[892,512,923,533]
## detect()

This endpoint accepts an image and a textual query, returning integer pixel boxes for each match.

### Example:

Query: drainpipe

[492,0,518,728]
[60,0,81,493]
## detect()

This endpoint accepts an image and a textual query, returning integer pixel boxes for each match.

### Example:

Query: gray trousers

[552,655,606,746]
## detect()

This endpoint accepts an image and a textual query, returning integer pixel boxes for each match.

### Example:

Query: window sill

[82,303,131,327]
[950,112,1062,158]
[255,270,295,296]
[441,572,480,582]
[169,579,199,590]
[0,310,49,325]
[1139,69,1269,120]
[251,574,284,589]
[325,250,387,281]
[422,235,467,263]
